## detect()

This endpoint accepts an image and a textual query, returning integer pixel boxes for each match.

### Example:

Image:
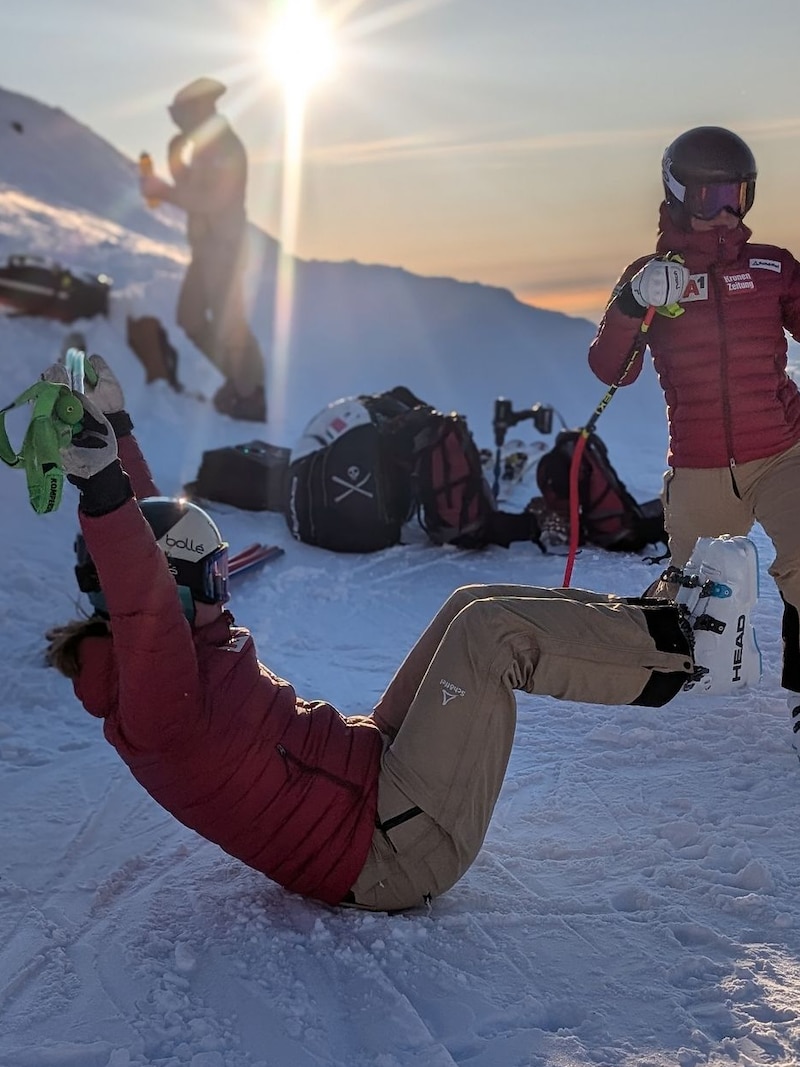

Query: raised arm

[82,354,160,499]
[42,364,202,752]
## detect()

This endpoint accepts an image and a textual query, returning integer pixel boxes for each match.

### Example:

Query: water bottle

[139,151,160,208]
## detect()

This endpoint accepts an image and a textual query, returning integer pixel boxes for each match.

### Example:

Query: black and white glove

[630,259,690,309]
[60,394,118,482]
[42,364,132,516]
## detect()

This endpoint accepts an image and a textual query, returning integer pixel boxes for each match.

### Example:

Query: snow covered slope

[2,85,800,1067]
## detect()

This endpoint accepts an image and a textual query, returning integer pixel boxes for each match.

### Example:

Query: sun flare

[263,0,338,99]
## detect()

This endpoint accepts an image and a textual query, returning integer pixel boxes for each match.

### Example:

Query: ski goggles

[167,543,231,605]
[684,180,755,220]
[198,543,231,605]
[74,534,230,612]
[665,169,755,220]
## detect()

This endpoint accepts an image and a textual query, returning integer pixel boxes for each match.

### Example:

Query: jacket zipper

[276,743,362,797]
[712,230,737,478]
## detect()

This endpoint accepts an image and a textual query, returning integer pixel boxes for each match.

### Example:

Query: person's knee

[446,585,489,614]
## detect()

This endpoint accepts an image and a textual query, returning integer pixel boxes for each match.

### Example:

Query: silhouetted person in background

[140,77,267,422]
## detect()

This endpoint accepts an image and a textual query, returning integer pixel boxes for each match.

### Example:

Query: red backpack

[535,430,666,554]
[412,412,543,551]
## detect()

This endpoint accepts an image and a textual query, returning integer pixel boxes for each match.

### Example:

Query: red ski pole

[562,304,657,587]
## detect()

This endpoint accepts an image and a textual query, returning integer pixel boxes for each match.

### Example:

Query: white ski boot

[669,534,761,696]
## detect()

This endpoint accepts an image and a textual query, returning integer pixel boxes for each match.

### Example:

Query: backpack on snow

[412,411,542,550]
[285,388,542,553]
[535,429,667,554]
[126,315,182,392]
[285,388,422,553]
[0,255,110,322]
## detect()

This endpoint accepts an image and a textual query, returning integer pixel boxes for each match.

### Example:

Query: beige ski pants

[347,584,692,911]
[661,442,800,614]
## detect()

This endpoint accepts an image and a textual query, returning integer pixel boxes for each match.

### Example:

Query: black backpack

[536,429,667,554]
[285,388,422,553]
[286,388,542,553]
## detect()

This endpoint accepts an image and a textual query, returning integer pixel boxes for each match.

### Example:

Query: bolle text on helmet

[165,534,205,555]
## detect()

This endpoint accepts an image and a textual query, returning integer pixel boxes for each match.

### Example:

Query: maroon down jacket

[588,204,800,468]
[71,436,382,905]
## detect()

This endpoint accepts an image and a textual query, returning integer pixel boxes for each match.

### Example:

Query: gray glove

[59,393,119,482]
[84,354,125,415]
[630,259,689,308]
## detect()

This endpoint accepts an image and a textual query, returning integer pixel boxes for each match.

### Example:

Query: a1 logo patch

[681,273,708,302]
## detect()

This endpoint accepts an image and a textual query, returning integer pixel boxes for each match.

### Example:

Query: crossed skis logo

[332,465,374,503]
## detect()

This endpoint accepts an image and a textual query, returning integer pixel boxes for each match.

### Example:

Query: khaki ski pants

[347,584,692,911]
[661,443,800,614]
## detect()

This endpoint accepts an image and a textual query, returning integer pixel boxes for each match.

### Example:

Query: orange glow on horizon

[517,286,608,324]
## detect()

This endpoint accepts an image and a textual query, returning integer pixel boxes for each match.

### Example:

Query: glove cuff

[70,459,134,517]
[615,283,647,319]
[107,410,134,438]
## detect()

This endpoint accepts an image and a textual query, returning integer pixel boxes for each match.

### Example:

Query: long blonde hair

[45,616,111,679]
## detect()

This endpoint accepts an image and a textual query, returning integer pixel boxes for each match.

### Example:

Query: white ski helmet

[75,496,230,619]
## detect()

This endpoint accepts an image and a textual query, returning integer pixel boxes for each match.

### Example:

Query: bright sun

[263,0,338,99]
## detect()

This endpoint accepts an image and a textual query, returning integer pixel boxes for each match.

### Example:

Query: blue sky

[4,0,800,321]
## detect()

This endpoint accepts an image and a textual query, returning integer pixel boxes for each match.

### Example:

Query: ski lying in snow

[229,543,285,579]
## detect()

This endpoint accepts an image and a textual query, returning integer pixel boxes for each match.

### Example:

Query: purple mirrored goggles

[665,168,755,221]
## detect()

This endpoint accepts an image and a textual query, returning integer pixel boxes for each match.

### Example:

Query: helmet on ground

[74,497,230,620]
[661,126,757,227]
[170,77,227,109]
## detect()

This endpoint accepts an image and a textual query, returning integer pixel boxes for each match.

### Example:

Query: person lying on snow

[44,357,760,912]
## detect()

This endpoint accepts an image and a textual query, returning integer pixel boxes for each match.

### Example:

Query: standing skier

[139,77,267,422]
[588,125,800,747]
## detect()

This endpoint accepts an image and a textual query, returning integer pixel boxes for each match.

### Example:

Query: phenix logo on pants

[440,678,466,706]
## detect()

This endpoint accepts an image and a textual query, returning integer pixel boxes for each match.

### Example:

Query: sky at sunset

[4,0,800,323]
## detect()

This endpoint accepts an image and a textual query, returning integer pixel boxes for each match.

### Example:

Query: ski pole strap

[0,381,84,514]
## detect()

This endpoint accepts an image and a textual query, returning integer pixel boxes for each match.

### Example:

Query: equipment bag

[126,315,182,391]
[286,388,542,553]
[0,255,110,322]
[285,388,423,553]
[187,440,291,512]
[536,429,667,553]
[412,412,543,550]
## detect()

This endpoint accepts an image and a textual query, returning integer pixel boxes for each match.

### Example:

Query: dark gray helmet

[662,126,757,226]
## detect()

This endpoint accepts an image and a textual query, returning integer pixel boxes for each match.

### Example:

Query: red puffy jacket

[588,204,800,468]
[72,437,382,905]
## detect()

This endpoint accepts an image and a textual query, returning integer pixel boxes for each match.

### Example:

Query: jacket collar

[655,201,751,268]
